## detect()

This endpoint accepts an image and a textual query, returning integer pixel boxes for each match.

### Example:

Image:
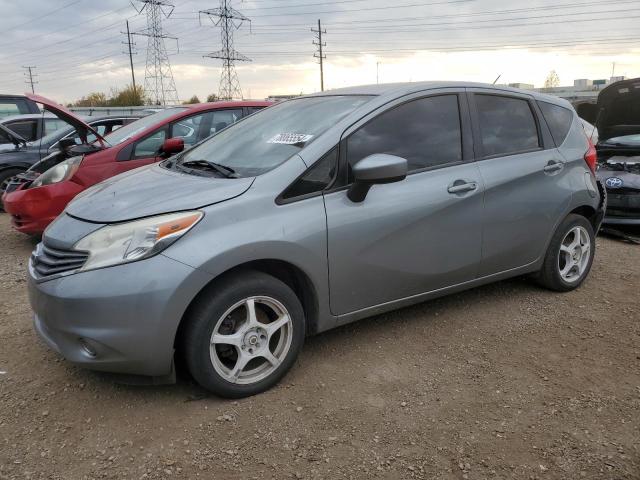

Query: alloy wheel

[209,296,293,385]
[558,226,591,283]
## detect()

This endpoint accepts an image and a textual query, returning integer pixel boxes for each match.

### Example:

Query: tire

[0,168,24,212]
[535,214,595,292]
[182,270,305,398]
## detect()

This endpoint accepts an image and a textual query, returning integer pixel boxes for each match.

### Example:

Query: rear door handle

[543,160,564,173]
[447,181,478,194]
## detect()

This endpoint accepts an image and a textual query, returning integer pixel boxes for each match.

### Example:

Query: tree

[109,84,145,106]
[544,70,560,89]
[72,92,108,107]
[206,93,219,102]
[183,95,200,104]
[70,85,145,107]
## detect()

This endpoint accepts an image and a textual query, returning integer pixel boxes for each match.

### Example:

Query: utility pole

[22,66,37,94]
[132,0,180,106]
[312,19,326,92]
[200,1,251,100]
[123,20,137,93]
[376,61,380,84]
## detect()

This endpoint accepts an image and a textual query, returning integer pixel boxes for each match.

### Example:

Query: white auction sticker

[267,133,314,145]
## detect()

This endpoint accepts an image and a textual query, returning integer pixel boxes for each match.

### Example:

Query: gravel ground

[0,213,638,480]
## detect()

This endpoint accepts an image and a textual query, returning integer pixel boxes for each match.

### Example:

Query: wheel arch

[568,204,598,231]
[174,258,321,350]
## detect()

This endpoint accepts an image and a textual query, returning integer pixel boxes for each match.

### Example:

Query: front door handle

[447,180,478,194]
[543,160,564,173]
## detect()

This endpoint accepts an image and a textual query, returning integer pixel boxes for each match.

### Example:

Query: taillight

[584,138,597,174]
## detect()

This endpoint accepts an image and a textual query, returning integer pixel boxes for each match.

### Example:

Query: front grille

[607,208,640,218]
[31,243,88,278]
[4,171,37,193]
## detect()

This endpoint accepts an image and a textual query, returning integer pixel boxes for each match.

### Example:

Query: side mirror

[160,137,184,156]
[347,153,408,202]
[57,137,76,151]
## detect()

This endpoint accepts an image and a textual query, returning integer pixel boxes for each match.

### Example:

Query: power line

[132,0,180,106]
[311,19,326,91]
[199,1,251,100]
[4,0,84,34]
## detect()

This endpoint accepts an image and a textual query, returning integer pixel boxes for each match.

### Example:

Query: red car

[3,95,271,234]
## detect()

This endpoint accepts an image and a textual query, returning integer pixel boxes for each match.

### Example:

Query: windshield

[27,125,73,147]
[103,107,188,145]
[175,95,372,177]
[604,134,640,146]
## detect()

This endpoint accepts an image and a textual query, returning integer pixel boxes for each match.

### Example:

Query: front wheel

[182,270,305,398]
[535,214,595,291]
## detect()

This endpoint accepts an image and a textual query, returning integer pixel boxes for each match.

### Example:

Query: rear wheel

[182,270,305,398]
[536,214,595,291]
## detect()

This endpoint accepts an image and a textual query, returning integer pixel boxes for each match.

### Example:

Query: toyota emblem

[605,177,623,189]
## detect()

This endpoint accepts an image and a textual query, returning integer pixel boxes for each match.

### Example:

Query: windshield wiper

[181,159,238,178]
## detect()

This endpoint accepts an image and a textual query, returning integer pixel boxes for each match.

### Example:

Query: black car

[0,116,139,194]
[594,78,640,226]
[0,94,40,118]
[0,113,68,143]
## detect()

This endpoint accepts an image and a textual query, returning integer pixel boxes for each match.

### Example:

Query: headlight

[31,156,82,188]
[75,211,203,271]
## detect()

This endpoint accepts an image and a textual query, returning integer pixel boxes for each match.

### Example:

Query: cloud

[0,0,638,103]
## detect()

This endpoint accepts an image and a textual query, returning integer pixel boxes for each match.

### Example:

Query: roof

[181,100,273,113]
[0,113,57,122]
[310,81,572,107]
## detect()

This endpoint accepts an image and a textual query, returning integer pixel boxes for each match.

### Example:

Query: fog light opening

[78,338,97,358]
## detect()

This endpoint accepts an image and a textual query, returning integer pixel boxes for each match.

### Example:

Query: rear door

[468,89,572,276]
[324,90,485,315]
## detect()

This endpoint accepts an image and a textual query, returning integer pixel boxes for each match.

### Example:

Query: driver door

[323,90,485,316]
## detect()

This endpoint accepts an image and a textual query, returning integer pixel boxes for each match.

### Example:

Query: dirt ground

[0,214,638,480]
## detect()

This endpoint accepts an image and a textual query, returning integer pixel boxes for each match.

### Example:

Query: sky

[0,0,638,104]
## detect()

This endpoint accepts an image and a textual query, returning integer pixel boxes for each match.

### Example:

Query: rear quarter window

[537,101,574,146]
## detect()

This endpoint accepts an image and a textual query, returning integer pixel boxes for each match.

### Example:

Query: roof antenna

[492,74,502,85]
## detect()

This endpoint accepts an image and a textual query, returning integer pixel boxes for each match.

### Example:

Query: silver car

[28,82,605,398]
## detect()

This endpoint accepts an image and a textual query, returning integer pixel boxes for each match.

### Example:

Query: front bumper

[3,181,82,235]
[28,252,213,378]
[602,190,640,225]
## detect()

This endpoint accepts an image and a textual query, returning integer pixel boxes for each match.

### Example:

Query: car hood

[596,78,640,142]
[25,93,106,145]
[65,163,255,223]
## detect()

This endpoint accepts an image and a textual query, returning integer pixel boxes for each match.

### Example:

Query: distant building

[508,82,534,89]
[573,79,593,88]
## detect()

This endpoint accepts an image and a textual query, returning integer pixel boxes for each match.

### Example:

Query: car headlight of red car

[30,156,83,188]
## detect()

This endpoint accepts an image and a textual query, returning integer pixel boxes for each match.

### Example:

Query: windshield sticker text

[267,133,314,145]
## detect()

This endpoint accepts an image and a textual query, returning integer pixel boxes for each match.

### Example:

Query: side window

[537,101,574,146]
[67,124,107,145]
[475,94,540,157]
[7,120,37,140]
[133,128,167,158]
[0,100,30,117]
[44,119,68,136]
[210,109,243,136]
[347,95,462,179]
[280,148,338,201]
[171,112,212,147]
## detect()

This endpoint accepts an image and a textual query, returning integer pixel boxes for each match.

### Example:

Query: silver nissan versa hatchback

[28,82,605,398]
